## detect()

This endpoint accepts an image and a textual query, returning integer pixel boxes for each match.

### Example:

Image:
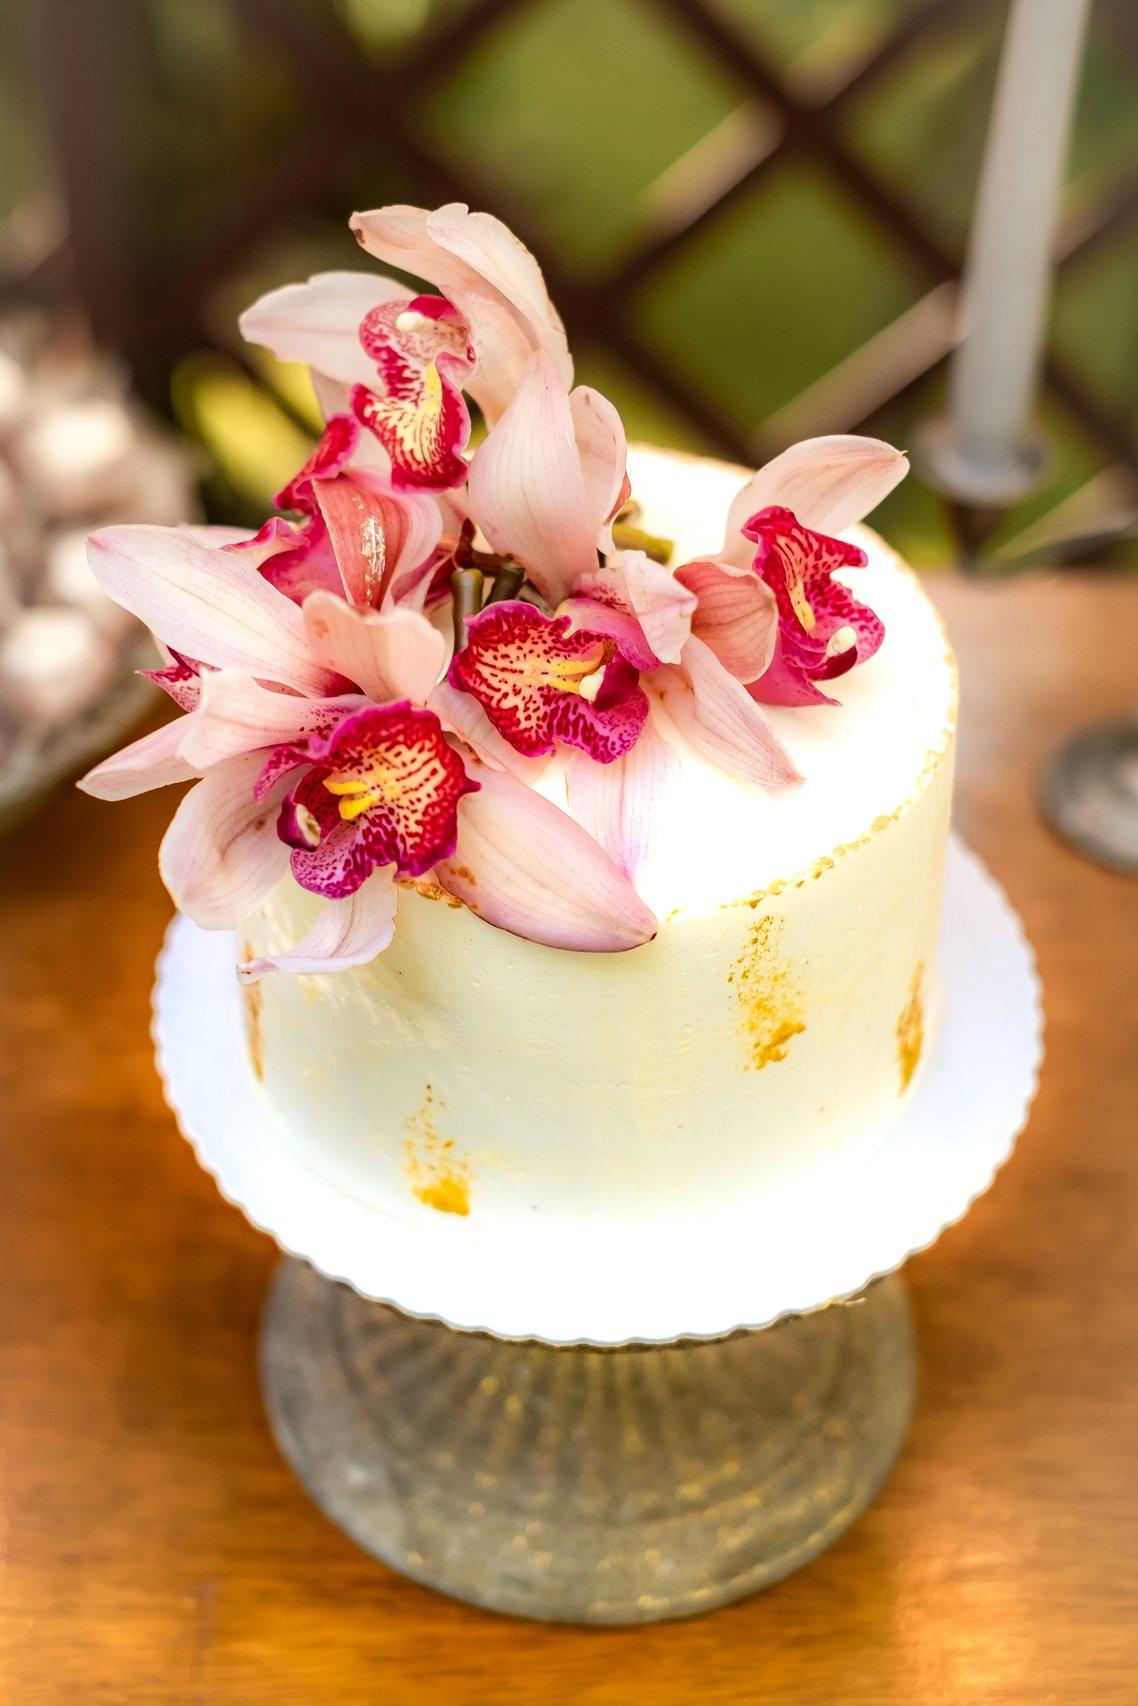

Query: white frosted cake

[79,200,956,1237]
[241,446,955,1225]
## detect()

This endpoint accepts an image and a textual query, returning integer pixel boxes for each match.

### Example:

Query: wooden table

[2,575,1136,1705]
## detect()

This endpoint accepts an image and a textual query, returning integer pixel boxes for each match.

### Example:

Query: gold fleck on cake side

[404,1083,472,1215]
[897,964,925,1092]
[728,916,806,1070]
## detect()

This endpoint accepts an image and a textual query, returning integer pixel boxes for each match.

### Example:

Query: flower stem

[484,563,526,605]
[611,521,674,564]
[451,567,485,650]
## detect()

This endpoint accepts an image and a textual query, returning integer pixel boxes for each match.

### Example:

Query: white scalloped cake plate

[153,837,1042,1345]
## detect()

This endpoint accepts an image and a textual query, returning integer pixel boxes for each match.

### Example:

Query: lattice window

[12,0,1138,562]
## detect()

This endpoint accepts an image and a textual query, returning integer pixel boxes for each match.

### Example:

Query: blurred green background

[2,0,1135,566]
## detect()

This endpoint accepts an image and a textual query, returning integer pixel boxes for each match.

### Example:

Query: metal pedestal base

[260,1259,915,1624]
[1041,719,1138,876]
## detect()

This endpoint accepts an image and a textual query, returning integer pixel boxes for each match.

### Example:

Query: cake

[80,201,956,1231]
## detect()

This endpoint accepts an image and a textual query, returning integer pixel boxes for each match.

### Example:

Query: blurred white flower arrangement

[0,314,197,831]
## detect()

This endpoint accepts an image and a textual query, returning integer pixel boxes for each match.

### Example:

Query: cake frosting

[241,448,955,1227]
[77,199,957,1236]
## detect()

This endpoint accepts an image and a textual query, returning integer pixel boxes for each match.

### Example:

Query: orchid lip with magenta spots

[272,701,478,898]
[79,199,909,976]
[351,295,473,491]
[744,505,884,708]
[447,601,648,763]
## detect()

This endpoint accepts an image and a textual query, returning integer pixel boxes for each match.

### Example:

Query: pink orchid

[79,509,656,972]
[271,701,478,897]
[239,203,573,493]
[349,202,573,421]
[705,433,905,708]
[447,600,648,762]
[743,507,882,707]
[242,281,474,496]
[77,198,914,978]
[232,413,444,609]
[466,352,627,606]
[645,435,904,718]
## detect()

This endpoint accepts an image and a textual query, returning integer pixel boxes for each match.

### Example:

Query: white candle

[948,0,1090,494]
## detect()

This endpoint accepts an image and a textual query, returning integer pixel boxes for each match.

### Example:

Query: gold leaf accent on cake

[404,1084,471,1215]
[240,941,265,1081]
[897,963,924,1093]
[728,916,805,1070]
[398,876,465,908]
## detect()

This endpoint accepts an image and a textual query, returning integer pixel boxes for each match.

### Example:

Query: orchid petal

[180,524,257,548]
[674,557,778,683]
[722,436,908,565]
[178,671,363,769]
[436,763,656,952]
[158,752,292,928]
[429,678,550,782]
[654,636,800,790]
[88,527,336,696]
[564,714,677,881]
[302,592,446,702]
[246,529,343,606]
[78,718,197,800]
[441,292,538,425]
[311,474,443,609]
[561,596,656,671]
[238,869,397,980]
[275,412,361,510]
[142,654,201,711]
[743,505,880,706]
[748,647,837,708]
[238,270,412,389]
[569,386,627,554]
[574,550,694,667]
[426,203,571,384]
[224,516,310,577]
[467,353,597,604]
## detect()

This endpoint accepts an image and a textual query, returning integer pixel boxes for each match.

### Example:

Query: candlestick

[921,0,1090,508]
[1041,717,1138,876]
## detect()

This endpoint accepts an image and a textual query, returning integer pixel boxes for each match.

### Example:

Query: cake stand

[154,838,1042,1623]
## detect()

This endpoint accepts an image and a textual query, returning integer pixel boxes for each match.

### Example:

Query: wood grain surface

[2,574,1136,1705]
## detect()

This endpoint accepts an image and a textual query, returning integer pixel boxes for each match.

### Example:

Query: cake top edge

[78,197,936,975]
